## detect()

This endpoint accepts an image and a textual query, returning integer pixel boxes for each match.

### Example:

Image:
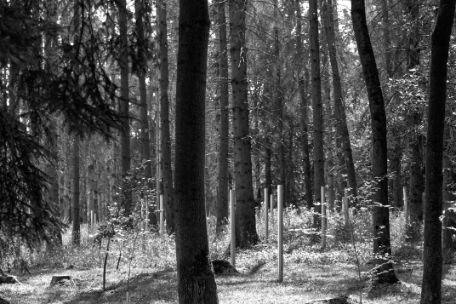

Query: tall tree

[71,0,81,247]
[309,0,324,225]
[229,0,259,247]
[117,0,132,215]
[135,0,152,180]
[174,0,218,302]
[322,0,357,200]
[295,0,313,209]
[420,0,456,302]
[215,0,229,235]
[157,0,175,233]
[351,0,398,285]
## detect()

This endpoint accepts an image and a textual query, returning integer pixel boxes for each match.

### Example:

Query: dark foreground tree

[351,0,399,285]
[420,1,456,303]
[173,0,218,302]
[229,0,259,247]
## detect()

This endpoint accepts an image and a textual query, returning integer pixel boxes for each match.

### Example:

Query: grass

[1,208,455,303]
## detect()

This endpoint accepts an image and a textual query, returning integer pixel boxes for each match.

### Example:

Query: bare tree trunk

[157,0,175,234]
[322,0,357,200]
[351,0,398,285]
[295,0,313,209]
[215,0,229,235]
[118,0,132,215]
[421,1,456,303]
[135,0,152,180]
[174,0,218,301]
[72,136,80,246]
[309,0,324,226]
[229,0,259,247]
[273,0,285,203]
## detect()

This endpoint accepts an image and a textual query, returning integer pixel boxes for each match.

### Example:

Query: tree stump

[212,260,239,275]
[50,275,72,287]
[304,296,350,304]
[0,275,19,284]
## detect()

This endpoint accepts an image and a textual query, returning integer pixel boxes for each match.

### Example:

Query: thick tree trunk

[309,0,324,226]
[118,0,132,215]
[174,0,218,302]
[351,0,398,285]
[215,0,229,235]
[295,0,313,209]
[229,0,259,247]
[135,0,152,181]
[420,1,455,303]
[322,0,357,200]
[157,0,175,234]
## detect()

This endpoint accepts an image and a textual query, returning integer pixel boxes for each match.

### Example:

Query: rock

[0,275,19,284]
[50,275,72,287]
[212,260,239,275]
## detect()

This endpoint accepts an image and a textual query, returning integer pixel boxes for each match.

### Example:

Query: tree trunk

[309,0,324,226]
[420,1,455,303]
[215,0,229,235]
[118,0,132,215]
[295,0,313,209]
[174,0,218,302]
[273,0,285,203]
[135,0,152,181]
[157,0,175,234]
[229,0,259,248]
[72,136,80,246]
[351,0,398,285]
[322,0,357,200]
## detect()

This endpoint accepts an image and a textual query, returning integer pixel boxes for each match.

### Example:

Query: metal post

[230,189,236,266]
[264,187,269,241]
[277,185,283,282]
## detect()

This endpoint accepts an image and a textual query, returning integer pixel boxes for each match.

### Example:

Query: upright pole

[264,187,269,241]
[159,194,165,234]
[230,188,236,266]
[277,185,284,282]
[321,186,327,250]
[403,186,409,225]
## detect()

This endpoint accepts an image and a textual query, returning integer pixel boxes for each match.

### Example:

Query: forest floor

[1,210,456,303]
[1,244,456,304]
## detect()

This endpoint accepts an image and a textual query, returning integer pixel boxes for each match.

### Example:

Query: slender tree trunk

[420,1,456,303]
[295,0,313,209]
[322,0,357,200]
[309,0,324,226]
[174,0,218,302]
[215,0,229,235]
[118,0,132,215]
[72,136,80,246]
[135,0,152,180]
[157,0,175,234]
[351,0,398,285]
[229,0,259,247]
[273,0,285,203]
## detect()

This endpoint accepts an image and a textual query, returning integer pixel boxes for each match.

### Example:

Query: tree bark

[322,0,357,200]
[295,0,313,209]
[174,0,218,302]
[72,136,80,246]
[157,0,175,234]
[135,0,152,181]
[351,0,398,285]
[229,0,259,247]
[309,0,324,226]
[118,0,132,215]
[215,0,229,235]
[420,1,456,303]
